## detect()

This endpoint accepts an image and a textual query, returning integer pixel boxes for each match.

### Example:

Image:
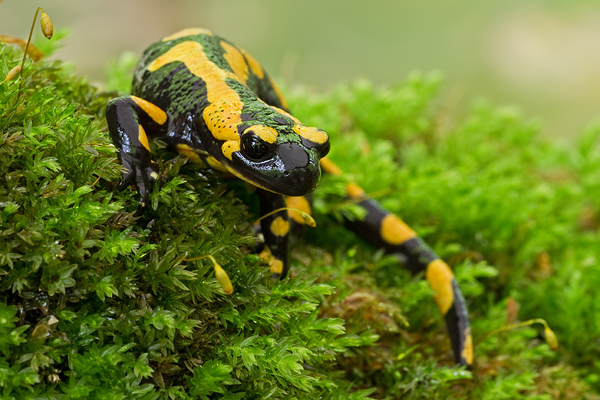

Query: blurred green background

[3,0,600,139]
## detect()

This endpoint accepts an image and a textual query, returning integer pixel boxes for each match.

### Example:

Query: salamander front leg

[106,96,169,214]
[256,189,290,278]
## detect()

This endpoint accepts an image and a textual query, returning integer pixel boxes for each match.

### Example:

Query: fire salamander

[106,28,473,367]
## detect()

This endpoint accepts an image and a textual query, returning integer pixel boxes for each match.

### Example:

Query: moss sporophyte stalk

[1,7,53,88]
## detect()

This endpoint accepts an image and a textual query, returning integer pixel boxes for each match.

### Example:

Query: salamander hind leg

[106,96,169,214]
[322,158,473,367]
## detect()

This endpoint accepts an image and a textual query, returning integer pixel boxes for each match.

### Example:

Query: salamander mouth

[271,166,321,196]
[225,150,322,196]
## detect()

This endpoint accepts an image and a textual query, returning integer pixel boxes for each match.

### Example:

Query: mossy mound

[1,41,600,399]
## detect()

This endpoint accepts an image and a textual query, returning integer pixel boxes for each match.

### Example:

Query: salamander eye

[241,132,268,160]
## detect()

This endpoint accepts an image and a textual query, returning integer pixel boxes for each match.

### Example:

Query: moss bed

[1,38,600,399]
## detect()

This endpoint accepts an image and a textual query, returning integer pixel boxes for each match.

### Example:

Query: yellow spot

[176,144,203,163]
[269,77,289,110]
[380,214,417,245]
[214,264,233,295]
[425,259,455,315]
[131,96,167,125]
[270,216,290,237]
[462,328,474,365]
[259,247,272,261]
[320,157,342,175]
[293,125,328,145]
[346,183,365,198]
[221,140,241,160]
[270,258,284,274]
[286,196,312,224]
[206,156,229,172]
[221,40,249,83]
[242,50,264,79]
[244,125,278,143]
[162,28,212,41]
[258,246,283,274]
[138,126,150,151]
[150,172,159,180]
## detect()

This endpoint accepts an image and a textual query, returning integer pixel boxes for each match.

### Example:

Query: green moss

[2,38,600,399]
[289,76,600,398]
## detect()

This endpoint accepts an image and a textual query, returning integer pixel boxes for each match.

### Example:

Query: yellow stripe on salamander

[176,144,203,163]
[138,125,150,151]
[205,156,229,172]
[242,50,264,79]
[148,40,246,143]
[131,96,167,125]
[221,40,249,83]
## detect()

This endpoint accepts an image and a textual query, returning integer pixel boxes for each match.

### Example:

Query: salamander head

[218,120,330,196]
